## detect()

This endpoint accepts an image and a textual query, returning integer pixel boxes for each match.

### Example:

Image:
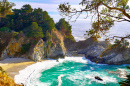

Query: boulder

[85,45,106,63]
[28,39,45,61]
[95,76,103,81]
[48,30,66,59]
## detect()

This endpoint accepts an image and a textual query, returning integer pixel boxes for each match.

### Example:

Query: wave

[15,56,108,85]
[15,60,59,85]
[58,75,64,86]
[84,74,117,84]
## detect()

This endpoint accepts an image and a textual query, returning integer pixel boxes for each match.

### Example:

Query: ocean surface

[70,20,130,42]
[15,57,130,86]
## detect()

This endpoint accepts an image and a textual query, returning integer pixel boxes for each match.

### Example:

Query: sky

[9,0,83,22]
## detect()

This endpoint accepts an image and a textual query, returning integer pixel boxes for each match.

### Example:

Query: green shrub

[20,43,31,54]
[55,18,76,42]
[33,41,37,45]
[0,66,6,74]
[111,39,129,51]
[47,40,52,47]
[65,35,76,43]
[0,27,11,32]
[26,22,44,38]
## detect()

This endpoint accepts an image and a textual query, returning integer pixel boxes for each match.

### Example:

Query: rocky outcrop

[67,38,130,65]
[0,37,25,60]
[79,39,130,64]
[0,32,45,61]
[48,30,66,58]
[28,39,45,61]
[65,38,97,56]
[0,31,129,64]
[0,30,66,61]
[84,45,106,63]
[95,76,103,81]
[104,49,130,64]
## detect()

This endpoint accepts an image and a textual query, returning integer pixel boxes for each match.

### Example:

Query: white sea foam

[84,74,117,84]
[61,56,88,63]
[15,60,59,85]
[117,68,128,79]
[58,75,64,86]
[15,56,110,86]
[15,56,90,85]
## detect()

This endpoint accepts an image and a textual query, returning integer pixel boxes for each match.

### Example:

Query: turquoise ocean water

[26,57,130,86]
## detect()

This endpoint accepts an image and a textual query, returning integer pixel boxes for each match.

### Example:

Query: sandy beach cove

[0,58,35,79]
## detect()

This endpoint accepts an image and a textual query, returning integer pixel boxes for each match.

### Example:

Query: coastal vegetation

[26,22,44,38]
[55,18,76,43]
[111,39,129,52]
[0,1,75,43]
[58,0,130,42]
[0,0,75,59]
[0,27,11,32]
[0,66,22,86]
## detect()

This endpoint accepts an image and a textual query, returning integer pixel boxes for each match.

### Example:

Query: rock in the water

[56,59,59,62]
[95,76,103,81]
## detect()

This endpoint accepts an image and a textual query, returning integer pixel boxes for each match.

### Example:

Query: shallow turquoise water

[38,60,130,86]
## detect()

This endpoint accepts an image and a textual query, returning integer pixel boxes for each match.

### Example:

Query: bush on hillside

[0,27,11,32]
[20,43,31,54]
[0,66,22,86]
[111,39,129,52]
[55,18,76,43]
[26,22,44,38]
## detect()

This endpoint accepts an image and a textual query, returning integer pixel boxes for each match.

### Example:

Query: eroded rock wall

[48,30,66,58]
[0,30,67,61]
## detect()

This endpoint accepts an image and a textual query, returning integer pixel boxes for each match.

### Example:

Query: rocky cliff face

[102,48,130,65]
[48,30,66,58]
[27,39,45,61]
[65,38,97,56]
[0,31,129,64]
[76,38,130,65]
[0,31,66,61]
[1,37,24,60]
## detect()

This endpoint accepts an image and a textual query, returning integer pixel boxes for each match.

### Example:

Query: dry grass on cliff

[0,66,22,86]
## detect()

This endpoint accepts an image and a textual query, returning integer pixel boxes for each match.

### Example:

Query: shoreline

[1,57,129,85]
[0,58,35,79]
[14,56,87,85]
[0,57,85,82]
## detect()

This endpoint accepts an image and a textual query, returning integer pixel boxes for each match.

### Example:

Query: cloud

[12,1,85,12]
[13,2,59,12]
